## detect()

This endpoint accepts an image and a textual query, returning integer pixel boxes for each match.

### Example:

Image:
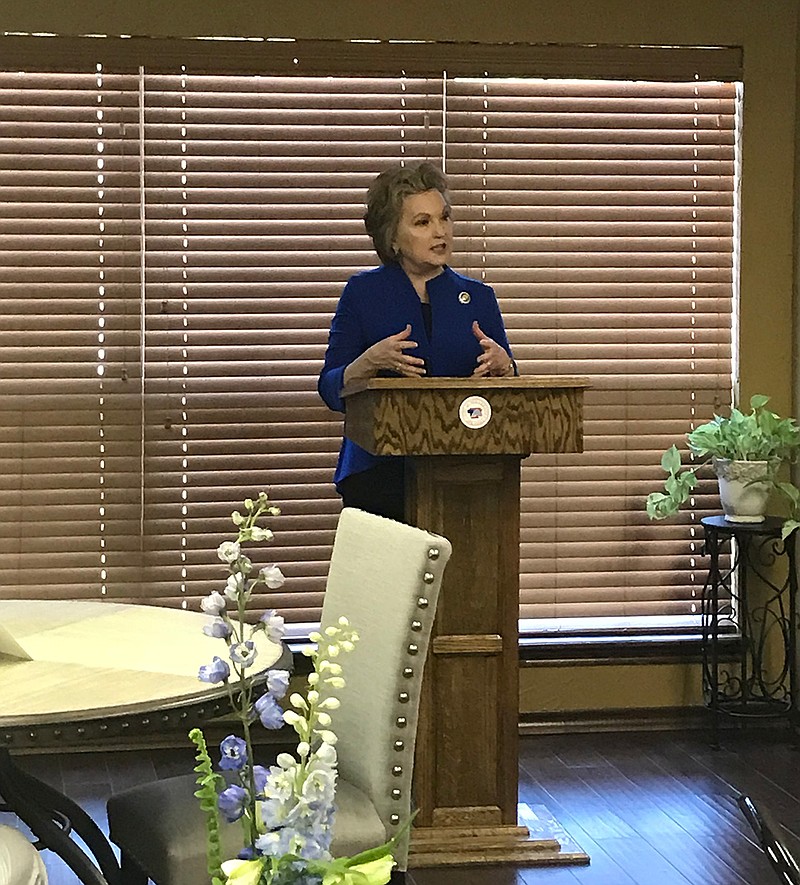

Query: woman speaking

[318,161,516,521]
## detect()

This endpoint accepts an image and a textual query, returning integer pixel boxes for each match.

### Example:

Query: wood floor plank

[607,746,770,883]
[518,766,640,884]
[592,834,695,885]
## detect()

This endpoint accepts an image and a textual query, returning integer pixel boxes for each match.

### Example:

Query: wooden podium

[341,376,590,867]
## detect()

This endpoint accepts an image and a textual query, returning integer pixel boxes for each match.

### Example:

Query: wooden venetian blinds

[0,37,740,631]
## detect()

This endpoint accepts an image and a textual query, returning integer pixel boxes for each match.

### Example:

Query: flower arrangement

[193,492,397,885]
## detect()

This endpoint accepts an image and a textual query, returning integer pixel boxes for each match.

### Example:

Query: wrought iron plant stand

[700,515,798,747]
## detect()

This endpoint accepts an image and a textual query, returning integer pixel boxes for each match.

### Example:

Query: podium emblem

[458,395,492,429]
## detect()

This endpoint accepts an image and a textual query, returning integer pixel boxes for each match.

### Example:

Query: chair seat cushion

[108,773,387,885]
[330,779,388,858]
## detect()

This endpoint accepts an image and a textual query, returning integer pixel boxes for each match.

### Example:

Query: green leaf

[750,394,770,410]
[660,445,682,475]
[781,519,800,541]
[777,482,800,508]
[646,492,679,520]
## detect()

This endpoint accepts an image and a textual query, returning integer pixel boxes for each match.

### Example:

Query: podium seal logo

[459,395,492,429]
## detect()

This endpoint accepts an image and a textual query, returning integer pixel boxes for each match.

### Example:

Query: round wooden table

[0,599,290,885]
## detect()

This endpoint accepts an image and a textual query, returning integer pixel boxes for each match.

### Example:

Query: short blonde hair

[363,161,450,264]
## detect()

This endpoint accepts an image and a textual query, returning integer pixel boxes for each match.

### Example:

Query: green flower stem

[189,728,226,885]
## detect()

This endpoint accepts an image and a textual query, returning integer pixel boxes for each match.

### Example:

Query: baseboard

[519,705,791,735]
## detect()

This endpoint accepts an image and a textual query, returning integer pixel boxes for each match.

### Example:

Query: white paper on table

[0,623,33,661]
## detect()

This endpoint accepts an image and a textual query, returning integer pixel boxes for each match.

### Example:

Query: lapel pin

[458,291,471,304]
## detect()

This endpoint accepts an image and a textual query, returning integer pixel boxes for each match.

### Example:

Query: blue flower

[260,609,285,643]
[202,617,232,639]
[267,669,290,699]
[198,656,230,684]
[255,692,285,730]
[253,764,268,797]
[219,735,248,771]
[230,640,257,667]
[218,783,248,822]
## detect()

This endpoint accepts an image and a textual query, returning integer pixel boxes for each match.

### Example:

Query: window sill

[519,630,741,666]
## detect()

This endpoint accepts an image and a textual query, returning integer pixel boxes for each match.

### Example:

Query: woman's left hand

[471,321,515,377]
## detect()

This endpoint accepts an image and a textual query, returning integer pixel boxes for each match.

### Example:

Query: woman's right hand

[343,325,426,386]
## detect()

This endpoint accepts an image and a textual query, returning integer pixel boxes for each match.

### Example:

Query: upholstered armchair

[107,507,451,885]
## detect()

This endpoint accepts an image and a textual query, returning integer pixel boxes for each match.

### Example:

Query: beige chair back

[319,508,451,867]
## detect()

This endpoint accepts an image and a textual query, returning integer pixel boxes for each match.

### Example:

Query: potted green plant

[646,394,800,539]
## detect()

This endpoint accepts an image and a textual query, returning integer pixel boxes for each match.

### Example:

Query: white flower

[225,573,245,600]
[301,766,337,806]
[283,710,305,728]
[250,526,275,543]
[200,590,226,615]
[260,564,284,589]
[217,540,240,564]
[315,742,337,765]
[290,692,308,710]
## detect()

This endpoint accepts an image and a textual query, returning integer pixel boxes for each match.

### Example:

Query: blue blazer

[318,263,514,487]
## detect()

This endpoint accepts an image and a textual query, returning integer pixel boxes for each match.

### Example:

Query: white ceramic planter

[713,458,772,523]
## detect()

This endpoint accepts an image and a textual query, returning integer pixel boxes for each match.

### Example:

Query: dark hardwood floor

[3,728,799,885]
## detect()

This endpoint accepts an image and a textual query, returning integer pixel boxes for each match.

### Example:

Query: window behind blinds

[0,69,144,600]
[0,38,739,632]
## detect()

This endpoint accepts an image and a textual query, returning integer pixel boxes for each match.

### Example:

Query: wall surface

[3,0,797,715]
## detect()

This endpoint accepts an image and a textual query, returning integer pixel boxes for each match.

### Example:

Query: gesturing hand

[366,324,427,377]
[471,321,514,377]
